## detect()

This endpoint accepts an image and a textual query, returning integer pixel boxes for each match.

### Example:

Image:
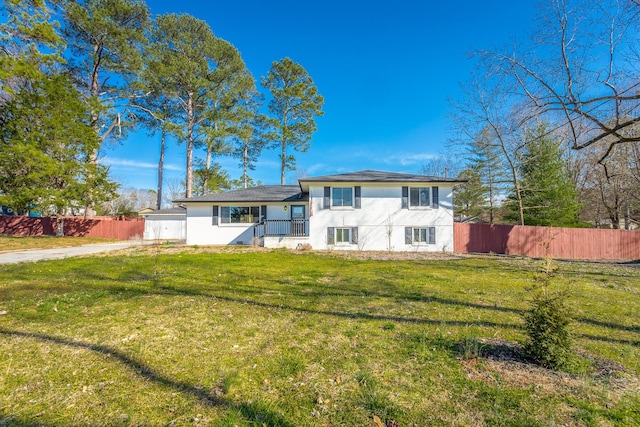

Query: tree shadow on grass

[2,255,638,346]
[148,283,640,347]
[0,328,294,427]
[157,266,640,338]
[154,283,523,331]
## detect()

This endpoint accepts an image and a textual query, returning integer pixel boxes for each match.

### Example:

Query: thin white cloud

[101,157,182,172]
[383,152,438,166]
[252,159,281,169]
[306,163,327,174]
[327,148,438,167]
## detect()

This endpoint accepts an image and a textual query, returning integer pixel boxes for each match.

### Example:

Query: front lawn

[0,248,638,426]
[0,235,116,252]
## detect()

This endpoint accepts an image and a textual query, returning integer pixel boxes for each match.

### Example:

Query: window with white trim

[335,227,350,243]
[332,187,353,207]
[406,226,436,245]
[327,226,358,245]
[413,228,427,243]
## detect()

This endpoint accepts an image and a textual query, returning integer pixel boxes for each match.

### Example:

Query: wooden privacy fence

[454,223,640,260]
[0,216,144,240]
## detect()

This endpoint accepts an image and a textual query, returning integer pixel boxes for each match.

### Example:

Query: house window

[291,205,305,219]
[406,227,436,244]
[220,206,260,223]
[327,226,358,245]
[335,227,350,243]
[413,228,427,243]
[332,187,353,207]
[409,187,430,208]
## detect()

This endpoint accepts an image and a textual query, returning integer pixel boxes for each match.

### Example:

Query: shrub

[522,287,573,370]
[520,253,574,370]
[458,335,484,360]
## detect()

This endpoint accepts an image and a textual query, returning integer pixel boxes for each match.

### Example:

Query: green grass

[0,235,116,252]
[0,248,638,426]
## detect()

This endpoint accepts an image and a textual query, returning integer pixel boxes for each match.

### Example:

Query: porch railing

[254,219,309,238]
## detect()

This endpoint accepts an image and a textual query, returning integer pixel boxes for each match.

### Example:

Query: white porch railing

[254,219,309,238]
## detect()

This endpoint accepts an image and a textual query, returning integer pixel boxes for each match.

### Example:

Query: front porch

[254,219,309,238]
[253,219,310,249]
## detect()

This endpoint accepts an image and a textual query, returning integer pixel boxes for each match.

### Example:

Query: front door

[290,205,305,236]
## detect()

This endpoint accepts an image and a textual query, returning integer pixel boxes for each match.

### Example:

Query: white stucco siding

[182,182,455,251]
[306,183,454,252]
[143,215,186,241]
[263,236,310,249]
[265,204,295,220]
[185,203,255,245]
[184,202,309,246]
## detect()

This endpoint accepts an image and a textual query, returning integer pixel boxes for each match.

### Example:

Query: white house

[175,170,462,252]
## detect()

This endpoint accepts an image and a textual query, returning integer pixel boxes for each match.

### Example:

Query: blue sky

[103,0,535,189]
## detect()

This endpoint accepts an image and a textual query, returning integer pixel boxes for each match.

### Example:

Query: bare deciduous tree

[163,178,186,208]
[420,156,464,179]
[478,0,640,166]
[579,140,640,228]
[451,74,529,224]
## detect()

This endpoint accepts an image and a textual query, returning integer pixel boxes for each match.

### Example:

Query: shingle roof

[299,170,464,183]
[174,171,462,204]
[174,185,308,203]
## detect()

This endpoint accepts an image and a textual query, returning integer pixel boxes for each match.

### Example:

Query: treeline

[428,0,640,230]
[0,0,324,223]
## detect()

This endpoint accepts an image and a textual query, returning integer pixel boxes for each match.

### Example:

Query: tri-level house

[175,170,462,252]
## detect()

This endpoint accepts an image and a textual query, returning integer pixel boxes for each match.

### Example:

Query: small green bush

[522,288,573,369]
[458,335,484,360]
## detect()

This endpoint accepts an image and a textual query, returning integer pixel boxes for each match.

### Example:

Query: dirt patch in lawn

[105,244,465,261]
[461,338,640,398]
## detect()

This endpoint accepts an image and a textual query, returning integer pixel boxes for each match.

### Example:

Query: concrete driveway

[0,242,143,265]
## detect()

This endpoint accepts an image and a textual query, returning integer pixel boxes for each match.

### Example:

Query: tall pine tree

[145,13,246,198]
[230,89,268,188]
[262,58,324,185]
[63,0,150,140]
[465,127,507,223]
[0,0,64,97]
[63,0,150,217]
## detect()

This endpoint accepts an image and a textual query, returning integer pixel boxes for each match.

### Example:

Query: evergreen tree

[504,124,582,227]
[0,0,64,97]
[63,0,150,140]
[0,73,117,234]
[134,91,183,210]
[230,90,268,188]
[63,0,150,217]
[467,128,507,224]
[195,65,257,194]
[136,46,185,210]
[192,162,231,196]
[262,58,324,185]
[146,13,246,198]
[453,167,487,222]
